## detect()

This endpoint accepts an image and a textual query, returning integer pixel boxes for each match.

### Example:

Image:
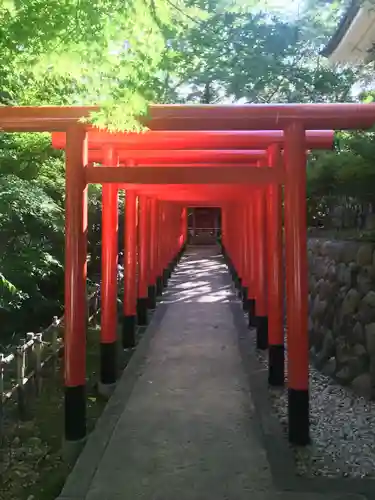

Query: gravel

[254,340,375,479]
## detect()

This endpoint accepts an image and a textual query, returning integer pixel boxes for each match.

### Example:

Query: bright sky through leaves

[255,0,305,17]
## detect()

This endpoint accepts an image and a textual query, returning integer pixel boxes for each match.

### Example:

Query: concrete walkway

[58,247,366,500]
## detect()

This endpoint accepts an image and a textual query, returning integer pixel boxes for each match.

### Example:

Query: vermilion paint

[101,146,119,344]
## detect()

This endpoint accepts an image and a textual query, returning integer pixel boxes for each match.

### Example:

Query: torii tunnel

[3,104,375,449]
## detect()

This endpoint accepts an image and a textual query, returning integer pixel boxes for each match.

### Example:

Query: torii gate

[2,104,375,450]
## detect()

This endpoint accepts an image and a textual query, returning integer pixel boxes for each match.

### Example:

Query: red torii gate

[53,129,333,419]
[2,104,375,451]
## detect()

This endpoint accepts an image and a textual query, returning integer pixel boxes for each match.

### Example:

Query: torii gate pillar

[123,190,137,348]
[64,125,88,443]
[284,122,310,445]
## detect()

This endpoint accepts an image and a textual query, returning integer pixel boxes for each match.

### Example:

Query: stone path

[57,247,367,500]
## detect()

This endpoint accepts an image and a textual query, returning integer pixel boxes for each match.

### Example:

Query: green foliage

[1,0,375,341]
[167,0,375,232]
[166,0,362,104]
[308,130,375,204]
[0,133,105,339]
[0,0,195,339]
[0,135,65,307]
[0,0,199,129]
[0,173,63,314]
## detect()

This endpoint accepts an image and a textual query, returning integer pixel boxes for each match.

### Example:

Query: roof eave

[321,0,361,57]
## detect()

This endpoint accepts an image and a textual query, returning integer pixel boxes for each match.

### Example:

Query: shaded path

[58,247,365,500]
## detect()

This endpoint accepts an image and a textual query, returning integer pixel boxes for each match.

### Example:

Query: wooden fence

[0,284,100,442]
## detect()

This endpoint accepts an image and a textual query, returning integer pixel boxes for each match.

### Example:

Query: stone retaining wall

[308,238,375,399]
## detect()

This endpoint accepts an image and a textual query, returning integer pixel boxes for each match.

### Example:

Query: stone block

[349,322,364,345]
[362,290,375,308]
[341,288,360,317]
[365,323,375,355]
[356,243,373,266]
[351,373,372,399]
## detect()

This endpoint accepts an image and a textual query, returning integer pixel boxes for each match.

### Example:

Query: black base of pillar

[242,287,248,310]
[168,262,174,276]
[122,315,136,348]
[268,344,284,386]
[137,298,149,326]
[248,299,256,328]
[249,316,257,328]
[237,281,243,298]
[256,316,268,350]
[148,285,157,309]
[65,385,86,442]
[156,276,163,296]
[162,268,169,287]
[288,388,310,446]
[100,341,117,385]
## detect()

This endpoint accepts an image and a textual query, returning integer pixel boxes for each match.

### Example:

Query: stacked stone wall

[308,238,375,398]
